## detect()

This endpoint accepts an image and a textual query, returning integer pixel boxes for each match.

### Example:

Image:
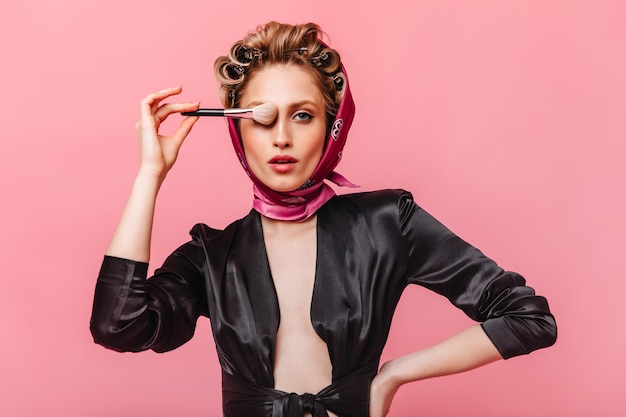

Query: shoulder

[328,189,418,220]
[317,189,421,238]
[189,210,258,243]
[190,223,223,240]
[332,188,413,207]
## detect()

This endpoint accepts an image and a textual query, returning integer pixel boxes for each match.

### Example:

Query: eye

[292,111,313,122]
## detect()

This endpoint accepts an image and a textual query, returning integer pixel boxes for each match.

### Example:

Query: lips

[268,155,297,173]
[269,155,298,164]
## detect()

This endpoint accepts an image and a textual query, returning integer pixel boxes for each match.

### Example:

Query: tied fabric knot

[301,393,316,412]
[221,365,376,416]
[280,392,329,417]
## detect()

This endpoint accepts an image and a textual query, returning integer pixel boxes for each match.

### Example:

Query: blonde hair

[214,22,346,123]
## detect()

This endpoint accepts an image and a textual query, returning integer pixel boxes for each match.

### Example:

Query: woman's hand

[368,325,503,416]
[135,86,199,180]
[369,361,401,417]
[105,87,199,262]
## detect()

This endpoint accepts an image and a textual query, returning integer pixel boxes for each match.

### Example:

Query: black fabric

[90,189,557,417]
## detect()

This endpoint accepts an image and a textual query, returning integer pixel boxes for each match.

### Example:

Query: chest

[198,205,408,384]
[263,221,317,324]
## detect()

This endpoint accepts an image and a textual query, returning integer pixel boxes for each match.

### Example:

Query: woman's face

[239,64,327,193]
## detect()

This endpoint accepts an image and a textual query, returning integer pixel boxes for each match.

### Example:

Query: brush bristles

[252,103,278,125]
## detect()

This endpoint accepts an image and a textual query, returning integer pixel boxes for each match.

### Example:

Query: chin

[262,178,307,193]
[267,184,301,193]
[254,168,314,193]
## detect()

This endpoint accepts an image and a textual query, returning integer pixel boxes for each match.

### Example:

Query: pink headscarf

[228,64,357,221]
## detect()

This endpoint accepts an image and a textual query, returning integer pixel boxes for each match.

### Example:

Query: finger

[151,86,184,113]
[136,87,191,141]
[151,86,183,101]
[140,86,184,115]
[170,115,199,146]
[154,102,200,122]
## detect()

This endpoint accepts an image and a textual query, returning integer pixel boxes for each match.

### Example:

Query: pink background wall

[1,1,624,416]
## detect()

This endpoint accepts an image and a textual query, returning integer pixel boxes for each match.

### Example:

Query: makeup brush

[182,102,277,125]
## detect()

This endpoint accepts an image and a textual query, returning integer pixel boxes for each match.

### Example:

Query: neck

[260,213,317,237]
[252,181,336,222]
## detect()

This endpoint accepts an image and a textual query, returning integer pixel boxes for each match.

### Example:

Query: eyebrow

[243,100,321,110]
[289,100,321,109]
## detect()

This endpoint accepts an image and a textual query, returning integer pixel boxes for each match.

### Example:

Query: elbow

[514,313,558,356]
[515,312,558,356]
[536,313,558,350]
[89,319,140,353]
[484,312,558,359]
[89,311,159,353]
[90,320,125,352]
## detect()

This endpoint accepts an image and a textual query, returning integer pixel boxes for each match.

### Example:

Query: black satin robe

[90,190,557,417]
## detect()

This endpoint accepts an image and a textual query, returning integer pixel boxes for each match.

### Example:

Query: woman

[90,22,557,417]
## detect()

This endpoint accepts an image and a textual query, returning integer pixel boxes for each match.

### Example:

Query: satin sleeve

[90,240,208,353]
[398,192,557,359]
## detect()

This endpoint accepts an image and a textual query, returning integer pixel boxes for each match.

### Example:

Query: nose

[273,116,292,149]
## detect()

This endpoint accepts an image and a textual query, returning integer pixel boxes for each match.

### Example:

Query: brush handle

[181,108,253,118]
[181,109,225,117]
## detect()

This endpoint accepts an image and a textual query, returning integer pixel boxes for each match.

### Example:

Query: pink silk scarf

[228,65,357,221]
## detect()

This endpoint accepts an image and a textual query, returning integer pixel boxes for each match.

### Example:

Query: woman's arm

[106,86,199,262]
[369,324,502,417]
[367,192,556,416]
[90,87,205,352]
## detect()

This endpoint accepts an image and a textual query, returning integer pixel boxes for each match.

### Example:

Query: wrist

[375,360,404,392]
[135,167,166,187]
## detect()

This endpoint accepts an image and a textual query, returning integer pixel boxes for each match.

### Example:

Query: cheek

[240,138,260,169]
[304,119,327,155]
[240,125,264,158]
[239,121,254,146]
[315,127,327,157]
[305,137,326,169]
[242,141,261,164]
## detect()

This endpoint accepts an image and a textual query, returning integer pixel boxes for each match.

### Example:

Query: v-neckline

[251,211,334,384]
[256,211,326,337]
